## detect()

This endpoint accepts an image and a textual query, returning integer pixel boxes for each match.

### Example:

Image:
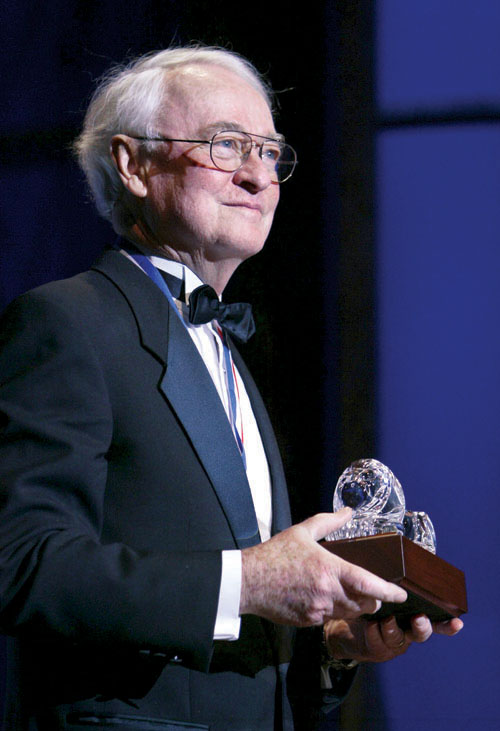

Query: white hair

[74,46,274,226]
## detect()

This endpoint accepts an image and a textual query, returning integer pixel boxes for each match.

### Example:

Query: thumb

[301,508,353,542]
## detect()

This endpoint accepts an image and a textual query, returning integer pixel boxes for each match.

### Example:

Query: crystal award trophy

[321,459,467,627]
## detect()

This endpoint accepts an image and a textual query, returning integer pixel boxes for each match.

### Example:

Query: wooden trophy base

[321,533,467,628]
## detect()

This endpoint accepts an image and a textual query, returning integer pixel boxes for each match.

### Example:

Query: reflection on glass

[327,458,436,553]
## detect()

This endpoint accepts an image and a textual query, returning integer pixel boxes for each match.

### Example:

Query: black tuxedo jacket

[0,249,339,730]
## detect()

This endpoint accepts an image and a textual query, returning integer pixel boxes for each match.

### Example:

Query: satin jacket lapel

[160,310,261,548]
[92,249,260,549]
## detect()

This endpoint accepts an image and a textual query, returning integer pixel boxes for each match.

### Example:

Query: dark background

[1,1,499,728]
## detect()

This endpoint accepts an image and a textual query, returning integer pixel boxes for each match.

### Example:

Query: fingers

[336,557,408,608]
[327,613,464,666]
[379,614,463,650]
[379,617,407,649]
[300,511,408,609]
[241,512,407,627]
[301,508,353,542]
[329,617,410,663]
[378,616,411,654]
[432,617,464,636]
[408,614,464,642]
[378,615,433,649]
[330,595,382,621]
[408,615,433,642]
[362,598,382,616]
[296,512,407,608]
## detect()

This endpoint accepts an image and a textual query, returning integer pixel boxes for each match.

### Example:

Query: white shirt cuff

[213,550,242,640]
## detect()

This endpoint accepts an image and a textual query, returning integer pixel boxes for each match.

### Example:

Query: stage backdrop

[375,1,500,729]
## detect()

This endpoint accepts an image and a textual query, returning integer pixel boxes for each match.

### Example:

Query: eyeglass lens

[210,131,296,183]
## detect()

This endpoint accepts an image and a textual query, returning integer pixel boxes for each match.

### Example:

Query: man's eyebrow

[200,121,285,142]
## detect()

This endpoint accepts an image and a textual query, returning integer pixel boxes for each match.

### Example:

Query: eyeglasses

[129,129,297,184]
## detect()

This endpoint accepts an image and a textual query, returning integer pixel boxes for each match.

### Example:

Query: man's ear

[110,135,148,198]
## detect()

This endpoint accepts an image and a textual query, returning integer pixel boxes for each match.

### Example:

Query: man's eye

[213,137,241,154]
[262,145,281,162]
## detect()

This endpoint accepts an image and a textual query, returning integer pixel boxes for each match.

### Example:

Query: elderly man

[0,47,461,730]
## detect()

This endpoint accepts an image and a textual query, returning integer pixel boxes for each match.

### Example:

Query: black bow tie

[189,285,256,343]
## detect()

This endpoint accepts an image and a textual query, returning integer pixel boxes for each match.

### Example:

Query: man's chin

[224,236,268,262]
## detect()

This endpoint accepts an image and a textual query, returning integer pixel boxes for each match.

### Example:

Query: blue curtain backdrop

[376,1,500,728]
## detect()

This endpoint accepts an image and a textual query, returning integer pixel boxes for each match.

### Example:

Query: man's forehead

[160,64,276,135]
[163,65,253,103]
[165,62,259,91]
[200,121,283,140]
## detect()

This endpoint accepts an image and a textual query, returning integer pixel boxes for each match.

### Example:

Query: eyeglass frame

[127,129,297,184]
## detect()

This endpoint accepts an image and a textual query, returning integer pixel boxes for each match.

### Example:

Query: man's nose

[232,146,275,190]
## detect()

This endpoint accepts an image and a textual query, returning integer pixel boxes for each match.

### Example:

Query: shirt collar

[130,243,205,305]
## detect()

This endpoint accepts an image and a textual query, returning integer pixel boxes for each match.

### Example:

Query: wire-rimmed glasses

[129,129,297,183]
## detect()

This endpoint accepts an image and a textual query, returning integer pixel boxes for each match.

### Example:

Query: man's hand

[324,614,464,663]
[239,508,407,626]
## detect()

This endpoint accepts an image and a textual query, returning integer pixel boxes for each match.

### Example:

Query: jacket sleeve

[0,289,221,672]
